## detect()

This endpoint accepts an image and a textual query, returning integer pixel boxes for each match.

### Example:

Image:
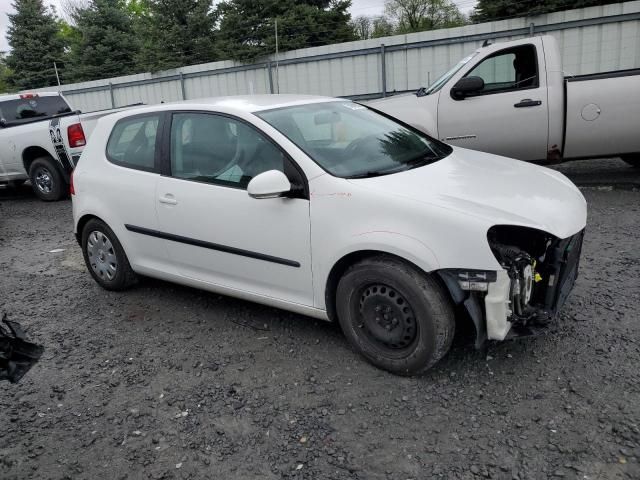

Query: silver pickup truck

[371,35,640,167]
[0,92,138,201]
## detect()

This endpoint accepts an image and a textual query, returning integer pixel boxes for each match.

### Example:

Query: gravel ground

[1,158,639,480]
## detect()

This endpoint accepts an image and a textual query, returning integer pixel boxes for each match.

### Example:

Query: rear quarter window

[106,115,160,172]
[0,96,72,126]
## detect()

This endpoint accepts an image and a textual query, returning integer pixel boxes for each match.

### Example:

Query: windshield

[424,52,479,95]
[256,101,451,179]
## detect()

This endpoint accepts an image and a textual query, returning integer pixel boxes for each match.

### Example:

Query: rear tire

[81,219,138,291]
[336,255,455,376]
[29,157,66,201]
[621,154,640,168]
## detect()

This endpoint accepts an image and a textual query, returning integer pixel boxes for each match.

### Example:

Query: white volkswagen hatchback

[72,95,587,375]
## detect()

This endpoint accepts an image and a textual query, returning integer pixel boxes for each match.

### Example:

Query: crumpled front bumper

[485,229,584,341]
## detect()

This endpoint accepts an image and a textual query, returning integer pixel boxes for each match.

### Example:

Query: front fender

[313,230,441,311]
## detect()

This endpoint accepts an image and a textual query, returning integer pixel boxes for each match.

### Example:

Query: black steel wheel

[336,255,455,375]
[357,283,418,355]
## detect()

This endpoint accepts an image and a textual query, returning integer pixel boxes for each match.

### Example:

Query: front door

[155,111,313,306]
[437,41,549,161]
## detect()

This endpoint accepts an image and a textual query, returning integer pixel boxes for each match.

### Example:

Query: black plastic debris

[0,313,44,384]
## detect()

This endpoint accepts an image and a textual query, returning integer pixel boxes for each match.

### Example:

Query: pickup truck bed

[0,92,141,200]
[564,69,640,159]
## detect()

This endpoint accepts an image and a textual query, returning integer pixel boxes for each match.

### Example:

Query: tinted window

[170,113,288,189]
[465,44,539,94]
[0,95,72,126]
[257,102,451,178]
[106,115,160,171]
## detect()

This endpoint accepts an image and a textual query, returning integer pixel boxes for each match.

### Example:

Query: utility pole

[53,62,61,87]
[275,18,279,94]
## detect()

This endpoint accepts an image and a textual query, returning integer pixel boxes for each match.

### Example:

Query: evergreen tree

[66,0,138,83]
[135,0,218,72]
[472,0,629,22]
[5,0,66,89]
[217,0,356,62]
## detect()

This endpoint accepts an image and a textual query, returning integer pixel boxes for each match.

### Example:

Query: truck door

[437,40,549,161]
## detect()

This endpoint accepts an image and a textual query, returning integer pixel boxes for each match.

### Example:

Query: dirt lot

[1,158,639,480]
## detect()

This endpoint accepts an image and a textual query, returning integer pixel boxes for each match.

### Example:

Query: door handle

[514,99,542,108]
[159,194,177,205]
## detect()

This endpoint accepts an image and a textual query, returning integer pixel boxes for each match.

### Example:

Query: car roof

[181,94,339,112]
[108,94,344,120]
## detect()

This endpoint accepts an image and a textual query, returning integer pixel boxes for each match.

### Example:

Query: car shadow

[0,182,37,201]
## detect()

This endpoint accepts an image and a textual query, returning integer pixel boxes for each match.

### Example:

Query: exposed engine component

[493,244,538,320]
[0,313,44,384]
[488,225,584,328]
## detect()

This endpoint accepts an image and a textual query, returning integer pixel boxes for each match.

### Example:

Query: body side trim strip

[124,224,301,268]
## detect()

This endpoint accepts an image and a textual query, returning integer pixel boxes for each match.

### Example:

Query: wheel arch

[324,249,441,323]
[22,146,58,174]
[75,213,105,245]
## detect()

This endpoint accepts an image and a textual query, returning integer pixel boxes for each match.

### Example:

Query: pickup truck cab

[371,36,640,166]
[0,92,136,201]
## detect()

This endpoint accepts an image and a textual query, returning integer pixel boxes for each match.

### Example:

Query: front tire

[81,219,138,291]
[29,157,65,201]
[336,256,455,375]
[621,154,640,168]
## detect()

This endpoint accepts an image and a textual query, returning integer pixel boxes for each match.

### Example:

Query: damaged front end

[0,314,44,384]
[438,226,584,347]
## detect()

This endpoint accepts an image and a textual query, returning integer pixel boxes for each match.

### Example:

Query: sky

[0,0,477,53]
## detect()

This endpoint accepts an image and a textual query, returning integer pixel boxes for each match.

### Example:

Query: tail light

[20,93,38,99]
[69,170,75,196]
[67,123,86,148]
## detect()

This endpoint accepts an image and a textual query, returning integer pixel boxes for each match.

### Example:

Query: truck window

[465,44,539,94]
[0,95,72,127]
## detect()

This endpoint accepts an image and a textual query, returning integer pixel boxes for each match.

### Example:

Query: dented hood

[349,147,587,239]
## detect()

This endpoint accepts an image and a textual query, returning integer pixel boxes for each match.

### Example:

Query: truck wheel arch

[22,146,61,177]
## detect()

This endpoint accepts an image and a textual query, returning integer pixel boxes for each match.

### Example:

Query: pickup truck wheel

[336,256,455,376]
[81,219,138,291]
[621,154,640,168]
[29,157,65,201]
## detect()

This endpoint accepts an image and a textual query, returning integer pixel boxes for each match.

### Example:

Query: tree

[0,55,13,93]
[5,0,67,90]
[385,0,465,33]
[472,0,628,22]
[217,0,356,62]
[351,15,372,40]
[371,15,396,38]
[65,0,139,83]
[135,0,219,72]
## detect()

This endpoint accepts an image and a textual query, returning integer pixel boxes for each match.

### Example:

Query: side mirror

[247,170,291,199]
[451,76,485,100]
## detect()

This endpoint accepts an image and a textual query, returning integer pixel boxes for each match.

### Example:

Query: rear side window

[0,95,72,126]
[106,115,160,171]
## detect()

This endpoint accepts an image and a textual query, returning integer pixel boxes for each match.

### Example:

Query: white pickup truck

[371,35,640,167]
[0,92,137,201]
